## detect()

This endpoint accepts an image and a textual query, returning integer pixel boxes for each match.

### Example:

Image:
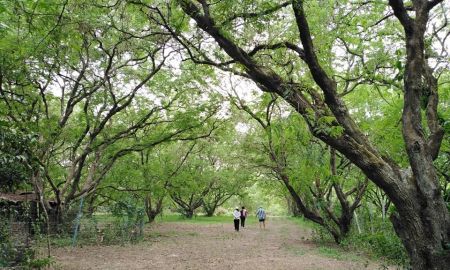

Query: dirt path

[50,217,388,270]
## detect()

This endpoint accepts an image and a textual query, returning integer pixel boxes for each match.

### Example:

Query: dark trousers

[240,217,246,227]
[234,219,239,231]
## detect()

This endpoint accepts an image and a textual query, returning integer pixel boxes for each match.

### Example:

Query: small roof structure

[0,192,38,203]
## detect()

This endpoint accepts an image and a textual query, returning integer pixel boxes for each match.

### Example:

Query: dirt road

[51,217,389,270]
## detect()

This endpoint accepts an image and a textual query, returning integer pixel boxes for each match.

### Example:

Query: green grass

[316,246,362,262]
[342,231,408,266]
[317,246,345,260]
[155,214,257,225]
[34,235,73,248]
[286,216,317,229]
[93,212,260,225]
[51,237,73,247]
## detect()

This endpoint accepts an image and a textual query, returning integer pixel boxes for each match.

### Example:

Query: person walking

[233,208,240,231]
[256,206,266,229]
[240,206,248,228]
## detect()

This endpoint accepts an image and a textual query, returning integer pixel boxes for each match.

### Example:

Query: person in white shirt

[233,208,241,231]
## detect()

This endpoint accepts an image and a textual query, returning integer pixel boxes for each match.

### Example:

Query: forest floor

[49,217,394,270]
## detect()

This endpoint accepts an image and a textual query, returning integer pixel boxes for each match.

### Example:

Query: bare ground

[49,217,390,270]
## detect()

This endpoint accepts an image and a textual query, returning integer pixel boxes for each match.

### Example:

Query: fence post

[71,197,85,247]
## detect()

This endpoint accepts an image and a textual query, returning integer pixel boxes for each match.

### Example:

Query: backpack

[257,209,265,219]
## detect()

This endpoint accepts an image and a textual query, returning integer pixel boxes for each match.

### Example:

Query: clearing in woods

[50,217,391,270]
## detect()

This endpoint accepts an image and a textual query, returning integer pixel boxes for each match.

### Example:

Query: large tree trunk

[391,180,450,269]
[388,1,450,268]
[86,194,97,218]
[202,200,217,217]
[145,209,159,223]
[286,195,302,217]
[184,209,194,219]
[144,196,164,223]
[204,207,215,217]
[393,198,450,268]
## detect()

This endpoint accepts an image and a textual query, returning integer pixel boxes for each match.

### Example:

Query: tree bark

[286,195,302,217]
[144,196,164,223]
[387,1,450,268]
[390,188,450,269]
[184,209,194,219]
[203,205,216,217]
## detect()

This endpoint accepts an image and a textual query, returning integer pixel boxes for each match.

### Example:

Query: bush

[0,220,29,267]
[342,230,408,266]
[303,210,408,267]
[69,216,144,246]
[214,207,227,216]
[77,218,99,245]
[310,223,335,243]
[26,256,54,269]
[0,220,53,269]
[99,219,143,245]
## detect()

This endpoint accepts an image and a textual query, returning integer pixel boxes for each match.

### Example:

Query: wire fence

[2,219,144,268]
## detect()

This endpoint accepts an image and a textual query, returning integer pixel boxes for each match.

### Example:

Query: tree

[200,123,252,216]
[167,143,217,218]
[202,177,240,217]
[0,124,36,192]
[165,1,449,268]
[141,142,198,222]
[0,0,221,227]
[201,158,249,217]
[90,119,220,223]
[234,94,367,243]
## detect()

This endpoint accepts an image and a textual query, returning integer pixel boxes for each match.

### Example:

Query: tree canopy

[0,1,449,269]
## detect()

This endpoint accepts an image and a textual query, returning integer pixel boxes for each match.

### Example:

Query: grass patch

[49,236,73,248]
[286,216,317,229]
[317,246,344,260]
[342,231,408,267]
[316,246,362,262]
[287,216,402,267]
[282,243,306,256]
[316,246,367,262]
[155,214,257,225]
[146,230,199,240]
[93,213,259,225]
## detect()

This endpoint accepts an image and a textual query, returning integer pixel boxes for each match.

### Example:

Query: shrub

[77,218,99,245]
[100,219,143,245]
[0,225,53,269]
[342,230,408,266]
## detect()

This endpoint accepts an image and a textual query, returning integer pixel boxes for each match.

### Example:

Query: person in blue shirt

[256,206,266,229]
